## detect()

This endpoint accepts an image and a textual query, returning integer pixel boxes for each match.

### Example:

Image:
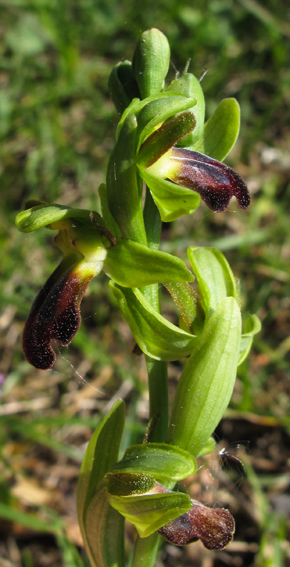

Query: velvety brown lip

[169,148,250,212]
[23,266,92,370]
[158,500,235,550]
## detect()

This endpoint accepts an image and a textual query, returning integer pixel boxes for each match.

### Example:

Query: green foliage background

[0,1,290,566]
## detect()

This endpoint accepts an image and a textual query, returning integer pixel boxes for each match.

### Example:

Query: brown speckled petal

[23,262,93,370]
[169,148,250,212]
[158,500,235,550]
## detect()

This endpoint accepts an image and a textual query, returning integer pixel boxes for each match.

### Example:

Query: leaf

[187,247,238,319]
[104,240,194,287]
[109,283,196,360]
[109,443,196,483]
[239,314,261,365]
[140,168,200,222]
[168,297,241,457]
[76,400,125,567]
[193,98,240,161]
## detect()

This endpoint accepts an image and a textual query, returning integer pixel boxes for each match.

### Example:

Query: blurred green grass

[0,1,290,566]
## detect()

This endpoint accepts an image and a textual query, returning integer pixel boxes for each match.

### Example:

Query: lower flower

[158,499,235,550]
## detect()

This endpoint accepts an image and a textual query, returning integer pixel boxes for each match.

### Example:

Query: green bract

[168,297,242,457]
[76,400,125,567]
[109,283,196,360]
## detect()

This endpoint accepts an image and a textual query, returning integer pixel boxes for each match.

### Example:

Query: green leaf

[107,488,192,538]
[187,247,238,319]
[165,73,205,147]
[239,314,261,365]
[104,240,194,287]
[193,98,240,161]
[77,400,125,567]
[109,283,196,360]
[168,297,241,457]
[132,28,170,98]
[109,443,196,483]
[140,168,200,222]
[137,112,195,169]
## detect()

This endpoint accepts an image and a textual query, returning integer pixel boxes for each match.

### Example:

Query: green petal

[136,95,196,150]
[187,247,238,320]
[239,314,261,365]
[109,283,196,361]
[109,443,196,483]
[193,98,240,161]
[137,112,195,169]
[140,168,200,222]
[104,240,194,287]
[168,297,241,457]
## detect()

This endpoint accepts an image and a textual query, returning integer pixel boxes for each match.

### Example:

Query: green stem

[143,187,169,444]
[130,532,160,567]
[146,356,169,443]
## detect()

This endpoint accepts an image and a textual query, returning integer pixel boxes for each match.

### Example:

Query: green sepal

[109,443,196,483]
[187,247,238,320]
[76,400,125,567]
[106,112,146,243]
[132,28,170,98]
[109,283,196,361]
[136,95,196,150]
[165,73,205,147]
[140,167,200,222]
[168,297,241,457]
[239,314,261,365]
[107,483,192,538]
[108,60,140,115]
[137,112,195,169]
[16,203,93,232]
[193,98,240,161]
[104,240,194,287]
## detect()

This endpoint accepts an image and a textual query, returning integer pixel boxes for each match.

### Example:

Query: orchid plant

[16,29,261,567]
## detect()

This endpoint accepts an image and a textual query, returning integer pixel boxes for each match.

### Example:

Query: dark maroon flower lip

[23,260,93,370]
[169,148,250,212]
[158,499,235,550]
